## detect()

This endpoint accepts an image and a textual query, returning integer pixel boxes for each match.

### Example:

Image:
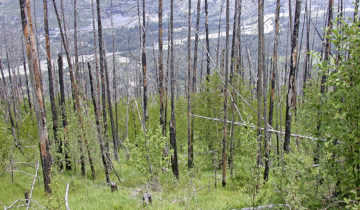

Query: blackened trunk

[88,63,111,183]
[205,0,210,82]
[284,0,302,153]
[158,0,165,135]
[222,0,230,187]
[170,0,179,179]
[43,0,60,170]
[265,0,281,182]
[58,54,70,170]
[187,0,193,169]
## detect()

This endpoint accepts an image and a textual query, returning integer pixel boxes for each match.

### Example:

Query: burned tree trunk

[88,63,111,183]
[229,0,239,176]
[284,0,302,153]
[21,40,32,111]
[43,0,60,170]
[20,0,52,193]
[187,0,193,169]
[221,0,230,187]
[52,0,96,179]
[303,0,311,95]
[158,0,165,135]
[170,0,179,180]
[58,54,71,170]
[264,0,281,182]
[193,0,201,93]
[205,0,210,82]
[142,0,148,128]
[257,0,265,169]
[96,0,118,161]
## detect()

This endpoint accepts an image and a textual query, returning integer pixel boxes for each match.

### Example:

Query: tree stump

[110,182,118,192]
[142,193,152,205]
[24,191,29,204]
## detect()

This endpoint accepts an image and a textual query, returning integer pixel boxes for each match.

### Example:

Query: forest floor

[0,154,262,210]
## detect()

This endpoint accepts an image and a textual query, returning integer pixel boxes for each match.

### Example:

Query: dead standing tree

[284,0,302,153]
[19,0,52,193]
[170,0,179,180]
[265,0,281,181]
[52,0,96,179]
[221,0,230,187]
[43,0,61,170]
[96,0,119,161]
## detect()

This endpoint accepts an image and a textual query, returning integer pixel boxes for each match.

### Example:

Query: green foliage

[125,126,169,181]
[298,18,360,208]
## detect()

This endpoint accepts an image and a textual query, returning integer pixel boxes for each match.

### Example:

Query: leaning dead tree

[19,0,52,193]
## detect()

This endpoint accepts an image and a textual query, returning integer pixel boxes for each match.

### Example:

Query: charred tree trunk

[221,0,230,187]
[284,0,302,153]
[170,0,179,180]
[229,0,239,176]
[265,0,281,182]
[58,54,71,170]
[110,0,120,150]
[43,0,60,170]
[91,0,101,107]
[257,0,265,170]
[52,0,96,179]
[158,0,165,135]
[205,0,210,82]
[142,0,148,127]
[88,63,111,183]
[187,0,193,169]
[20,0,52,193]
[193,0,201,93]
[96,0,118,161]
[21,40,32,111]
[303,0,311,95]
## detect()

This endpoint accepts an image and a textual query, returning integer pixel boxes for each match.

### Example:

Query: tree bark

[142,0,148,127]
[58,54,71,170]
[52,0,96,179]
[158,0,165,135]
[96,0,118,161]
[20,0,52,193]
[21,40,32,111]
[43,0,60,170]
[170,0,179,180]
[88,63,111,183]
[257,0,265,170]
[205,0,210,82]
[265,0,281,182]
[229,0,239,176]
[193,0,201,93]
[284,0,302,153]
[222,0,230,187]
[187,0,193,169]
